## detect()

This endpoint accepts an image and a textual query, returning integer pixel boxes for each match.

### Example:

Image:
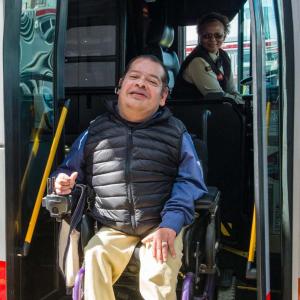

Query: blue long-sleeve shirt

[55,130,207,234]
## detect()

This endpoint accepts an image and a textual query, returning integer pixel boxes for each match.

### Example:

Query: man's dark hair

[122,55,169,89]
[197,12,230,36]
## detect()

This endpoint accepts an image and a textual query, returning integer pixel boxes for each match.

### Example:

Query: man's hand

[55,172,78,195]
[141,227,177,263]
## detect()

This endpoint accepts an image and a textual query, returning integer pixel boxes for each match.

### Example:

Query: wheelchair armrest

[80,214,96,251]
[195,186,220,213]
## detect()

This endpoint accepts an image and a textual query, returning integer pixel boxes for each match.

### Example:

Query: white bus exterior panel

[292,0,300,298]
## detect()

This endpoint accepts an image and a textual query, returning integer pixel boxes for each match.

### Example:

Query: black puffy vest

[173,45,231,99]
[84,104,186,236]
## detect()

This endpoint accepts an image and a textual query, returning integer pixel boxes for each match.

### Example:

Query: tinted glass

[64,0,118,88]
[19,0,57,298]
[262,0,281,237]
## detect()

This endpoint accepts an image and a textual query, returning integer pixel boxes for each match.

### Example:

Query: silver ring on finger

[162,241,168,247]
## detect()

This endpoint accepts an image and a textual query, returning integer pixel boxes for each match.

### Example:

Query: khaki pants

[84,226,183,300]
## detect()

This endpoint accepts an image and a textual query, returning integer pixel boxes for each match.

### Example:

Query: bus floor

[57,286,281,299]
[218,248,282,300]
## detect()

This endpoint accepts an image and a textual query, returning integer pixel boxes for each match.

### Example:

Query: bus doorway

[3,0,295,299]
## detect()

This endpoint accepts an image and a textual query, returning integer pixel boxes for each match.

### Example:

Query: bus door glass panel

[19,0,57,298]
[262,0,281,292]
[262,0,281,240]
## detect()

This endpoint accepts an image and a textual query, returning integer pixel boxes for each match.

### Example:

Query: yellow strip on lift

[221,245,248,258]
[237,285,281,294]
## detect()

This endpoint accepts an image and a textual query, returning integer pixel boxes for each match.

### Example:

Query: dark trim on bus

[278,0,294,298]
[65,87,115,95]
[119,0,127,74]
[237,8,244,92]
[53,0,69,167]
[65,55,118,63]
[177,26,186,63]
[3,1,22,299]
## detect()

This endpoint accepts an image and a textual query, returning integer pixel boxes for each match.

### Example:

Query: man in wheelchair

[53,55,207,299]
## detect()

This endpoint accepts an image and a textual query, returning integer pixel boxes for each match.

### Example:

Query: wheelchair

[43,181,220,300]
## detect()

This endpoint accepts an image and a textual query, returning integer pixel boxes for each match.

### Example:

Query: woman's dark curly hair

[197,12,230,36]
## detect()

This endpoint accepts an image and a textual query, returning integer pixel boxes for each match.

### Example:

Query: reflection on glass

[19,0,57,297]
[262,0,281,235]
[20,0,56,132]
[19,0,56,212]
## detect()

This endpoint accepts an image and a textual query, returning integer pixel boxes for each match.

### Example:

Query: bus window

[63,0,124,142]
[185,25,197,57]
[222,14,239,87]
[64,0,120,89]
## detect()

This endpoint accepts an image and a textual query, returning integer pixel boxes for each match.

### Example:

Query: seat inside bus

[143,23,180,90]
[167,98,251,246]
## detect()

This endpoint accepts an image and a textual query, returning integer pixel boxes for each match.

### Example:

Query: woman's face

[199,20,226,54]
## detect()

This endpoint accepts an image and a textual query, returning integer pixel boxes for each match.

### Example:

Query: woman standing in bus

[173,12,243,103]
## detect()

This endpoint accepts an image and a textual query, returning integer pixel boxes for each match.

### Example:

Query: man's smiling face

[117,58,168,123]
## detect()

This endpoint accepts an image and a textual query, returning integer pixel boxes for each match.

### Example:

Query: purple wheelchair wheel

[181,272,194,300]
[72,267,85,300]
[181,273,216,300]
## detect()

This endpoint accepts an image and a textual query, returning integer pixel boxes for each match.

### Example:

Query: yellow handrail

[22,99,70,256]
[246,100,271,277]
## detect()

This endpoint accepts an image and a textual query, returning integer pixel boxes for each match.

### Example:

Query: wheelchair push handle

[42,177,72,221]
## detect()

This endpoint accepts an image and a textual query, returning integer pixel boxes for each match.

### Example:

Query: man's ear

[116,78,123,94]
[159,87,169,107]
[119,78,123,89]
